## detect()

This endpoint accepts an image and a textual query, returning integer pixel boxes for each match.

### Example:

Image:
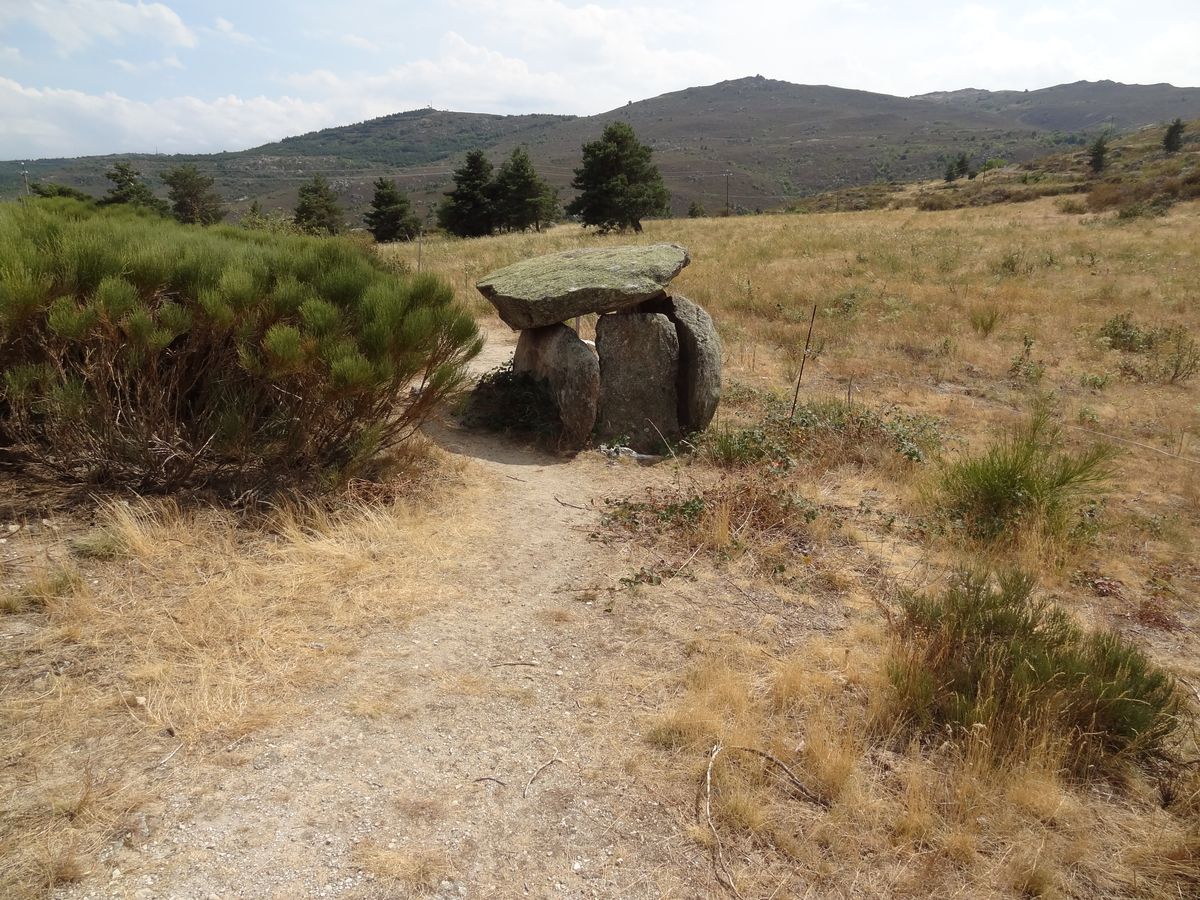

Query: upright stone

[512,324,599,451]
[596,314,680,451]
[476,244,690,330]
[639,294,722,430]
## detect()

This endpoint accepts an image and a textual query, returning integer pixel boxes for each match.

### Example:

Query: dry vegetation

[2,193,1198,898]
[0,461,478,895]
[384,196,1200,897]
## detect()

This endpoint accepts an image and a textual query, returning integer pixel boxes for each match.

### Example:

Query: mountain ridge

[5,76,1199,217]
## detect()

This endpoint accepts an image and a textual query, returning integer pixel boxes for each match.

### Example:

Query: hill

[4,77,1200,220]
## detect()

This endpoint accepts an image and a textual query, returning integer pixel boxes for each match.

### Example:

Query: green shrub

[1099,314,1198,383]
[968,304,1005,337]
[939,403,1118,543]
[702,400,941,471]
[0,198,481,490]
[459,363,559,437]
[886,569,1184,773]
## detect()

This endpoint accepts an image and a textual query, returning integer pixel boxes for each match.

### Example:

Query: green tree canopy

[1088,134,1109,174]
[29,182,92,202]
[99,162,167,214]
[293,175,343,235]
[492,148,557,233]
[162,164,226,225]
[566,122,669,233]
[437,150,495,238]
[364,177,421,242]
[1163,118,1185,153]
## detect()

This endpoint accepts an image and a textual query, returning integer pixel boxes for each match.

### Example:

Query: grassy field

[382,199,1200,897]
[2,197,1198,897]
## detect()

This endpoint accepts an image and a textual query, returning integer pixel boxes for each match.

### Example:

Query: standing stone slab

[596,313,680,451]
[476,244,690,330]
[639,294,722,431]
[512,324,599,450]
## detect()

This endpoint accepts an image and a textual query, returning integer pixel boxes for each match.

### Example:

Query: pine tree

[437,150,495,237]
[1088,134,1109,174]
[99,162,168,214]
[364,177,421,242]
[687,200,706,218]
[567,123,669,233]
[162,164,226,225]
[492,148,556,232]
[293,175,343,235]
[1163,118,1185,153]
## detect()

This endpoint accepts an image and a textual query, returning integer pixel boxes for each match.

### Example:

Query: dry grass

[3,197,1198,897]
[0,463,476,897]
[352,843,454,892]
[389,199,1200,897]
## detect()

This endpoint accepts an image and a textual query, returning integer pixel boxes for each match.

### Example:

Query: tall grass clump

[938,403,1118,543]
[0,198,481,490]
[886,569,1184,774]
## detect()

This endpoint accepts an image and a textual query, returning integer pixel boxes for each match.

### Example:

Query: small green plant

[886,568,1184,773]
[969,304,1005,337]
[1148,327,1199,385]
[1099,312,1154,352]
[939,402,1118,543]
[701,400,941,471]
[1079,372,1110,390]
[1008,335,1044,383]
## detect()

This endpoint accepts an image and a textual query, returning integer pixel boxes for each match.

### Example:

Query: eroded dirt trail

[64,352,716,898]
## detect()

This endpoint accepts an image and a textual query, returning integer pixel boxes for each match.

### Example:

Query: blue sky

[1,0,1198,159]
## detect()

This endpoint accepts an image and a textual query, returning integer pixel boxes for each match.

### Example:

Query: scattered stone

[513,324,600,450]
[639,293,722,430]
[595,313,680,451]
[477,244,690,330]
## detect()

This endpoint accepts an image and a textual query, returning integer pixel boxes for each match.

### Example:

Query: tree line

[27,120,673,240]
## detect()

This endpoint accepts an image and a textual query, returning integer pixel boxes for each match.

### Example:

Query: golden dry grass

[381,198,1200,897]
[2,198,1197,898]
[0,465,478,897]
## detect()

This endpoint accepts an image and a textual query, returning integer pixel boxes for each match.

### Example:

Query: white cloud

[339,34,380,52]
[112,54,183,74]
[0,0,195,55]
[0,76,330,158]
[0,45,20,64]
[208,16,257,45]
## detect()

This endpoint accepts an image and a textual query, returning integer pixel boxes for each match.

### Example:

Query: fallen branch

[490,660,540,668]
[703,743,745,900]
[554,496,588,510]
[728,746,827,807]
[473,776,507,787]
[523,755,563,798]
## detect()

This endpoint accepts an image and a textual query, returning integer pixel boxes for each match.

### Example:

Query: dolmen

[476,243,721,452]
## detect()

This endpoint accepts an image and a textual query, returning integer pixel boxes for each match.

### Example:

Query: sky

[1,0,1198,160]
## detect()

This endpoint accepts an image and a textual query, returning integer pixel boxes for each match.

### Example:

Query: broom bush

[0,198,482,490]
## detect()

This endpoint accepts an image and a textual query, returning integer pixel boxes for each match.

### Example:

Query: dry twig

[523,756,563,798]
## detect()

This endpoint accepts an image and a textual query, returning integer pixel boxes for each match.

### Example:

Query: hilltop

[4,76,1200,219]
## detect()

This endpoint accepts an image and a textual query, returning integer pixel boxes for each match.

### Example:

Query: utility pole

[723,171,731,216]
[20,162,31,196]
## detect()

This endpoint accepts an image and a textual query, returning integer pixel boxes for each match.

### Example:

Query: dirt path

[62,337,719,899]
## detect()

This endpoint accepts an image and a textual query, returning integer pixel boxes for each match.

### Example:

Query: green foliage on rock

[293,175,344,235]
[0,198,481,490]
[162,164,226,225]
[364,177,421,243]
[567,122,670,233]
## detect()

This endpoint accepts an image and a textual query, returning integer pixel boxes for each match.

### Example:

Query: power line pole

[20,162,31,196]
[723,171,731,216]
